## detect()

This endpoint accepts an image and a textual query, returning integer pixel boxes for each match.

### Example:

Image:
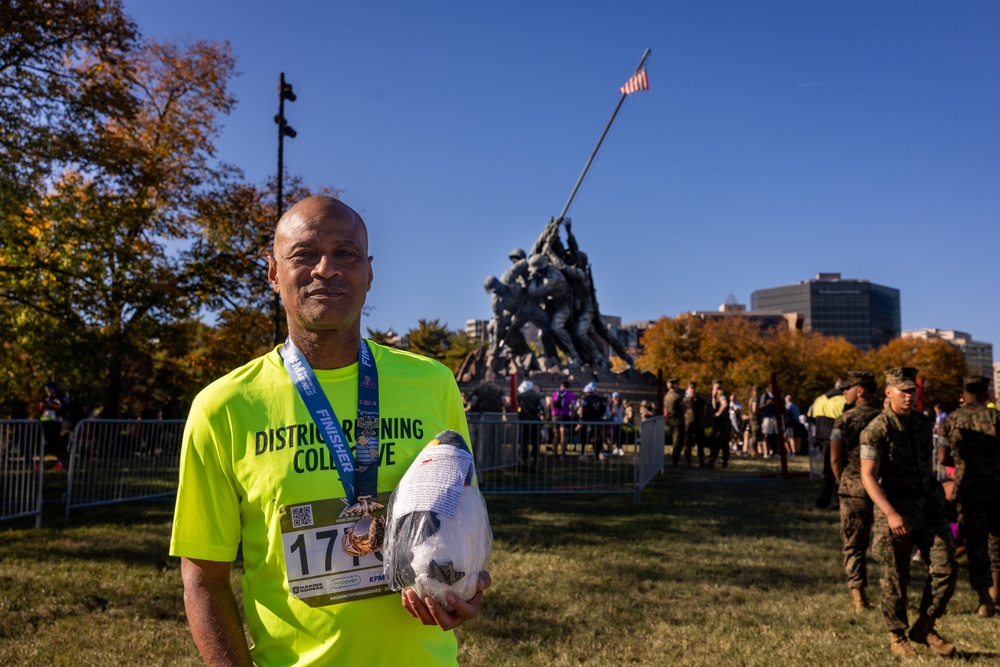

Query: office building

[903,328,994,378]
[750,273,900,350]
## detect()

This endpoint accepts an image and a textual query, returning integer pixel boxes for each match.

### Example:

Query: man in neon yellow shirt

[170,196,490,666]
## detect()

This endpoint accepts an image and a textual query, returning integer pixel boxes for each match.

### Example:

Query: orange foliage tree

[637,314,967,411]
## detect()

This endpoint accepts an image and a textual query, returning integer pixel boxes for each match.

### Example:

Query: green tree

[406,319,450,361]
[443,330,484,374]
[366,328,399,348]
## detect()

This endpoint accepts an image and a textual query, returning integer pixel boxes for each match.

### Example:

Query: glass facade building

[750,274,900,350]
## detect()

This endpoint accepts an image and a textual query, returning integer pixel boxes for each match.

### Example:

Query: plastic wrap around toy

[383,430,492,611]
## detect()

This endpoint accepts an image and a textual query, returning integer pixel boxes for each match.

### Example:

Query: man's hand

[401,570,491,631]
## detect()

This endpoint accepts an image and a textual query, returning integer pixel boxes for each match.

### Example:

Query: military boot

[909,615,956,657]
[851,587,873,612]
[889,632,916,658]
[976,587,996,618]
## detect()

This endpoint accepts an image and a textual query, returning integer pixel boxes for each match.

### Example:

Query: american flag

[619,68,649,95]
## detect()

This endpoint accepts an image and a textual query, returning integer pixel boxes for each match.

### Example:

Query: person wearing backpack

[551,380,576,460]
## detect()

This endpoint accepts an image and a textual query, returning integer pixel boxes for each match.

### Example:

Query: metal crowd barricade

[65,419,185,524]
[467,415,663,504]
[0,420,45,527]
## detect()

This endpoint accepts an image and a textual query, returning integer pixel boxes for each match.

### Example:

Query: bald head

[275,196,368,255]
[267,196,374,358]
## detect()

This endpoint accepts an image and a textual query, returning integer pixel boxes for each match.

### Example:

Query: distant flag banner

[619,68,649,95]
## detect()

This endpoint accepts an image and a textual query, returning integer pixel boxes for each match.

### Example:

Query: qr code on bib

[290,505,314,528]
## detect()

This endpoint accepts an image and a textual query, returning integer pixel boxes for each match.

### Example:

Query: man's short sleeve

[858,415,885,461]
[169,399,242,562]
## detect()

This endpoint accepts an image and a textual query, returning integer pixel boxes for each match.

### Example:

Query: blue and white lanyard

[280,338,380,505]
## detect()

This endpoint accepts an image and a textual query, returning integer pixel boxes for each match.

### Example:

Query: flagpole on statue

[556,47,651,224]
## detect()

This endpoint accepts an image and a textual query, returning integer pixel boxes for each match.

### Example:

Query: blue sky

[126,1,1000,351]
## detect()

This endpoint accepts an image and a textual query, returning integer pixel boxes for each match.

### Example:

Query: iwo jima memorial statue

[456,49,659,405]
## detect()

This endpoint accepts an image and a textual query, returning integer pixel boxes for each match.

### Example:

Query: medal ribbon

[280,338,380,505]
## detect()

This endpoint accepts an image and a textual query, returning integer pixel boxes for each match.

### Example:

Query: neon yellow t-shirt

[169,341,471,667]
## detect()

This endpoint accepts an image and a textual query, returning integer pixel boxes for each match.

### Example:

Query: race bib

[279,495,391,607]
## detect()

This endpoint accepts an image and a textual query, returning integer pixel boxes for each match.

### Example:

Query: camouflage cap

[884,367,918,390]
[963,375,990,393]
[842,371,875,389]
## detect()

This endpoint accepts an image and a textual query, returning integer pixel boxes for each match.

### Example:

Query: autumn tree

[636,314,967,410]
[868,337,967,410]
[0,12,241,416]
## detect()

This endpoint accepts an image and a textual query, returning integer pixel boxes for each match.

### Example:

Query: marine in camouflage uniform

[664,379,686,466]
[681,382,706,467]
[938,375,1000,617]
[829,371,881,612]
[859,367,957,658]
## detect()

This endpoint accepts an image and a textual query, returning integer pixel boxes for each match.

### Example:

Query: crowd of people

[464,378,636,470]
[465,368,999,659]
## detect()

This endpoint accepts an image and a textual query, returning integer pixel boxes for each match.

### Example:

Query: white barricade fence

[636,416,665,498]
[467,415,656,504]
[0,420,45,527]
[65,419,185,523]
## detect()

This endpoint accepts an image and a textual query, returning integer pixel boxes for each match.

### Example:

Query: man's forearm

[829,439,844,482]
[860,462,895,519]
[182,558,254,667]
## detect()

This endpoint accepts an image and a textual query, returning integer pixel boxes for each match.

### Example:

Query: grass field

[2,456,998,666]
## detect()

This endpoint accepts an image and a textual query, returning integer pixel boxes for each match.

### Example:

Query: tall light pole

[273,72,297,347]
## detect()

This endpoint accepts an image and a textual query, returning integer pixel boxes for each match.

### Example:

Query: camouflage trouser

[668,423,685,464]
[872,509,957,632]
[839,494,874,589]
[957,494,1000,590]
[991,533,1000,575]
[681,424,705,466]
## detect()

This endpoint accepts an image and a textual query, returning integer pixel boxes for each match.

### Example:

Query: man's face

[843,385,859,406]
[268,200,373,335]
[885,386,916,415]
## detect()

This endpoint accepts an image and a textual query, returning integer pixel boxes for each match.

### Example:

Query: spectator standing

[665,379,686,466]
[784,395,801,455]
[606,391,625,456]
[551,380,576,459]
[810,380,846,509]
[681,382,706,467]
[743,385,761,457]
[758,383,779,459]
[579,382,607,461]
[933,403,948,435]
[938,375,1000,617]
[517,380,544,472]
[39,381,65,469]
[728,394,743,454]
[860,367,957,658]
[464,382,504,414]
[830,371,881,612]
[707,380,730,468]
